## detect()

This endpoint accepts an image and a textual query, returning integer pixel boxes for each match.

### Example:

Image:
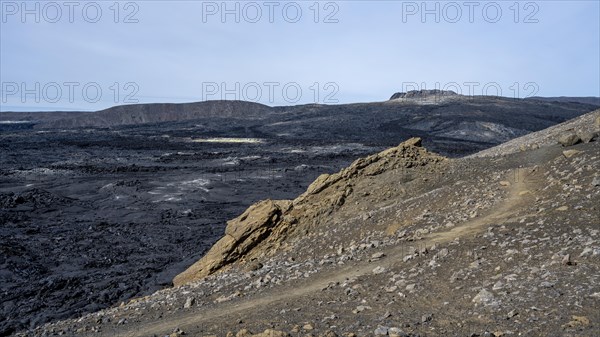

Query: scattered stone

[384,285,398,293]
[253,329,289,337]
[372,266,386,274]
[472,289,497,306]
[183,297,195,309]
[170,328,185,336]
[580,247,593,257]
[558,133,581,147]
[214,291,241,303]
[499,181,511,186]
[470,260,482,269]
[236,329,253,337]
[562,150,581,158]
[303,323,314,331]
[248,261,263,271]
[506,310,518,319]
[353,305,371,314]
[563,315,590,328]
[388,327,407,337]
[374,326,389,336]
[436,248,449,259]
[562,254,575,266]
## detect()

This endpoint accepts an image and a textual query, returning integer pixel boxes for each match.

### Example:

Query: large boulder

[173,199,291,286]
[558,133,581,147]
[578,131,599,143]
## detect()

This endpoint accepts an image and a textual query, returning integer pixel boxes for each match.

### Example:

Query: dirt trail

[427,172,534,244]
[111,169,537,337]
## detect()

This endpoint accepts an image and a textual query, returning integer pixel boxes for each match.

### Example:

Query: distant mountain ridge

[1,92,598,129]
[1,93,598,156]
[526,96,600,106]
[0,100,271,129]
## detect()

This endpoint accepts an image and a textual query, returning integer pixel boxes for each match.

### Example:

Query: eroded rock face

[301,137,435,199]
[174,137,445,286]
[389,90,457,100]
[173,199,291,286]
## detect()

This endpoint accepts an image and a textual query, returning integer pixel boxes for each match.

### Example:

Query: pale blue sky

[1,0,599,111]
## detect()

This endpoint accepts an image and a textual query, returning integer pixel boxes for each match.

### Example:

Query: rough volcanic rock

[389,90,457,100]
[173,199,291,286]
[173,137,445,286]
[558,133,581,147]
[579,131,599,143]
[300,138,437,199]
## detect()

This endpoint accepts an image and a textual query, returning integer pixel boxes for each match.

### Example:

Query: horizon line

[2,93,600,114]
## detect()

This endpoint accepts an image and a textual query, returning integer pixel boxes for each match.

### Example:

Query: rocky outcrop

[174,138,445,286]
[173,200,291,286]
[389,90,457,100]
[298,138,437,201]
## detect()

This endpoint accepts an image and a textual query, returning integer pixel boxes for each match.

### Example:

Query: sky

[1,0,599,111]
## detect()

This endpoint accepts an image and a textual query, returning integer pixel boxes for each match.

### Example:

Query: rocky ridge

[471,109,600,158]
[174,138,445,286]
[13,111,600,337]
